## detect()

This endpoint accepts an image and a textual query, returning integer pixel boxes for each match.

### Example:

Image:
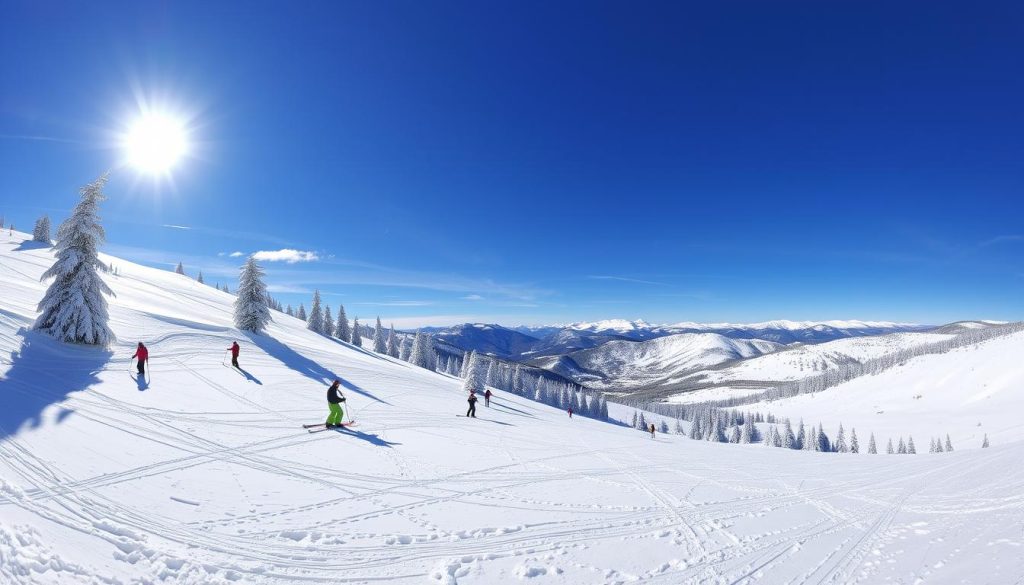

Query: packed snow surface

[2,230,1023,584]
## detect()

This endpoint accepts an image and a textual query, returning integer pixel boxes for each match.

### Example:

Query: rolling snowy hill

[2,229,1024,584]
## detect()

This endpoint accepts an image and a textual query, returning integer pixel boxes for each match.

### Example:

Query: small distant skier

[484,389,492,407]
[649,423,656,439]
[227,341,240,368]
[466,389,478,418]
[568,406,573,418]
[131,342,149,376]
[325,379,347,428]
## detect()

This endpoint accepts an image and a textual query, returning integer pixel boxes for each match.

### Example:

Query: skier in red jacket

[227,341,240,368]
[132,342,149,376]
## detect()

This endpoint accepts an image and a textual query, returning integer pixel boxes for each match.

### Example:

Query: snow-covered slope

[742,330,1024,450]
[551,333,782,391]
[3,230,1024,584]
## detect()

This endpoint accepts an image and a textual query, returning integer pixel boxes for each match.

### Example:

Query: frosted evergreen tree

[400,335,412,361]
[763,425,775,447]
[174,262,184,275]
[462,351,486,391]
[197,271,204,284]
[739,418,753,443]
[297,304,307,321]
[659,420,669,434]
[351,317,362,347]
[729,425,741,443]
[32,215,51,243]
[868,433,877,454]
[285,304,294,316]
[34,175,115,345]
[783,420,795,449]
[981,434,989,448]
[630,411,639,429]
[599,396,609,420]
[897,437,907,454]
[929,438,937,453]
[323,305,334,336]
[907,436,916,454]
[886,438,894,454]
[372,317,386,353]
[795,419,806,450]
[637,412,647,431]
[307,290,324,334]
[835,423,848,453]
[817,424,831,452]
[223,284,230,293]
[410,330,436,370]
[675,418,685,435]
[512,365,524,394]
[335,304,350,342]
[233,257,271,334]
[944,434,954,452]
[850,428,859,453]
[386,324,399,357]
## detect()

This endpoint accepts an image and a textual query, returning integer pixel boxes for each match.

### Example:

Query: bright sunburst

[122,113,189,174]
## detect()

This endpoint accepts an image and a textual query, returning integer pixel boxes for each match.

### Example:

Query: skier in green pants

[326,379,347,428]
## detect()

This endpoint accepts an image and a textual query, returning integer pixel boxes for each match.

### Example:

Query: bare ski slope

[2,230,1023,584]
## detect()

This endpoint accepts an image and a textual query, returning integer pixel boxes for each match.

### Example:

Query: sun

[122,113,188,174]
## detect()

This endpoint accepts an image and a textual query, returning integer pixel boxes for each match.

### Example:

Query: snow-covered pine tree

[886,438,894,454]
[835,423,848,453]
[400,335,412,361]
[740,417,753,443]
[175,262,185,275]
[323,305,334,337]
[386,324,399,357]
[462,352,486,391]
[599,396,609,421]
[764,425,775,447]
[783,420,795,449]
[850,428,859,453]
[34,175,115,345]
[233,257,271,334]
[929,438,937,453]
[817,424,831,452]
[197,271,204,284]
[729,425,741,443]
[351,318,362,347]
[907,436,916,454]
[297,304,307,321]
[935,439,944,453]
[868,433,877,454]
[637,412,647,432]
[795,419,806,450]
[659,420,669,434]
[307,290,324,334]
[372,317,386,353]
[630,411,639,429]
[285,304,294,316]
[410,330,436,370]
[944,434,954,452]
[335,304,350,342]
[981,434,989,448]
[675,418,685,435]
[32,215,51,243]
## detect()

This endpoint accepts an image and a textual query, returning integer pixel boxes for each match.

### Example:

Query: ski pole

[128,357,134,373]
[222,350,228,366]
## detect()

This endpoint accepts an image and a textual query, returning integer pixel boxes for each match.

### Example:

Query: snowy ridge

[2,229,1024,584]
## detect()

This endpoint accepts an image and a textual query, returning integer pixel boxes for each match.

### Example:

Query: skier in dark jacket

[132,342,149,376]
[227,341,240,368]
[484,389,492,407]
[326,379,347,428]
[466,390,478,418]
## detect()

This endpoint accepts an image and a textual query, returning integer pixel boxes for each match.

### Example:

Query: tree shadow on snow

[13,240,51,252]
[0,328,112,441]
[334,426,401,448]
[244,333,389,405]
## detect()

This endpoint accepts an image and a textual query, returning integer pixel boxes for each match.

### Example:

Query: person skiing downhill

[325,379,347,428]
[131,342,149,376]
[227,341,240,368]
[466,390,478,418]
[649,423,656,439]
[484,389,492,407]
[568,406,573,418]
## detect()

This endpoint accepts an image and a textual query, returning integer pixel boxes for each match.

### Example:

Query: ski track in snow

[2,231,1024,584]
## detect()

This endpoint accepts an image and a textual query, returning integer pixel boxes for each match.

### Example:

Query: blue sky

[2,1,1022,327]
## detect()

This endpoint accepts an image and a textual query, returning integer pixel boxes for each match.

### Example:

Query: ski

[305,421,357,433]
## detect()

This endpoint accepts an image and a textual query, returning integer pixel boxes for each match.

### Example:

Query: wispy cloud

[588,275,671,286]
[352,300,435,307]
[266,284,312,294]
[252,249,320,263]
[161,224,191,230]
[462,294,485,301]
[229,251,245,257]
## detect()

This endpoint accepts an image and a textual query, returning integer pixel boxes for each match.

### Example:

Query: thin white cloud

[462,294,485,301]
[252,249,320,263]
[588,275,671,286]
[266,284,312,294]
[161,224,191,230]
[353,301,435,307]
[229,251,245,258]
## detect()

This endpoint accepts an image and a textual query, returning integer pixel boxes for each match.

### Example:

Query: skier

[227,341,240,368]
[325,379,347,428]
[131,342,149,376]
[484,388,492,407]
[568,406,573,418]
[466,389,478,418]
[649,423,656,439]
